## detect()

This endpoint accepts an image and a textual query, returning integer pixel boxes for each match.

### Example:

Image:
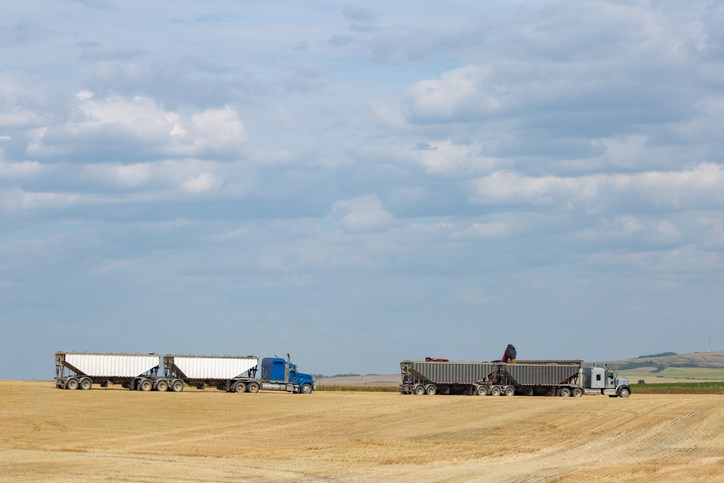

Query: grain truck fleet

[55,352,316,394]
[400,358,631,398]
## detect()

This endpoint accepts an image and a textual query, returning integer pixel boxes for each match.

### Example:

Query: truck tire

[65,378,79,390]
[489,386,502,396]
[618,387,631,398]
[413,384,425,395]
[572,387,583,397]
[155,380,169,392]
[138,379,153,392]
[301,384,313,394]
[234,381,246,393]
[79,378,92,390]
[504,386,515,397]
[476,386,488,396]
[425,385,437,396]
[171,380,184,392]
[559,387,571,397]
[247,382,260,393]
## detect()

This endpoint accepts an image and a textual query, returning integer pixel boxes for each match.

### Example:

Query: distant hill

[605,352,724,371]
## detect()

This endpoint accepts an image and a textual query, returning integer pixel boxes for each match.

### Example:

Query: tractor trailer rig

[55,351,315,394]
[400,359,631,398]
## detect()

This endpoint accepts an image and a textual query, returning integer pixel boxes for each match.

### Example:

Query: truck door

[589,367,605,389]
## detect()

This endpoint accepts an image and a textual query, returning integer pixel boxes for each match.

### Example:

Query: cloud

[26,93,246,163]
[469,163,724,211]
[331,194,392,232]
[404,66,504,123]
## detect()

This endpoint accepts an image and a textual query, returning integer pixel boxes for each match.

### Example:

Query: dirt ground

[0,381,722,482]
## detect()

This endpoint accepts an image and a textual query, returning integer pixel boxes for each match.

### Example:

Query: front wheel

[301,384,313,394]
[618,388,631,398]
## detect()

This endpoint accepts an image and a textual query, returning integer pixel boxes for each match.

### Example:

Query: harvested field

[0,381,722,482]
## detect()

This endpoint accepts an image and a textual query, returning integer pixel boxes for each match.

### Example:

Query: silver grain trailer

[55,352,161,390]
[400,359,630,397]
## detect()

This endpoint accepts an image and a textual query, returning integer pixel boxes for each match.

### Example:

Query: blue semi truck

[55,352,316,394]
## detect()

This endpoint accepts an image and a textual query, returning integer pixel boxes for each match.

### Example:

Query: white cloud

[27,94,246,161]
[409,139,500,175]
[469,163,724,211]
[331,194,392,232]
[404,65,503,122]
[453,220,512,240]
[181,171,217,194]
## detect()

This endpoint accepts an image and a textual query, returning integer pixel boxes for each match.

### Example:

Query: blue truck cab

[260,356,315,394]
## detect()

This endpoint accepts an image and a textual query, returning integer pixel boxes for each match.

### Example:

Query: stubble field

[0,381,722,482]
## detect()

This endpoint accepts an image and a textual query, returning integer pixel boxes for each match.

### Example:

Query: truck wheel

[171,380,184,392]
[425,385,437,396]
[489,386,502,396]
[138,379,153,392]
[156,380,169,392]
[618,388,630,398]
[65,378,79,390]
[559,387,571,397]
[247,382,260,393]
[79,378,92,390]
[476,386,488,396]
[301,384,313,394]
[504,386,515,397]
[413,384,425,395]
[234,382,246,393]
[572,387,583,397]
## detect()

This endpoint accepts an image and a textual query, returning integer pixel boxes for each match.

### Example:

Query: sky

[1,0,723,380]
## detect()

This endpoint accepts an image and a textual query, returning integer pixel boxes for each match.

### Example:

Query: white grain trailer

[162,354,260,393]
[55,352,160,390]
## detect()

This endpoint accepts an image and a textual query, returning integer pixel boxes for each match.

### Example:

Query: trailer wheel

[171,380,184,392]
[301,384,313,394]
[138,379,153,392]
[476,386,488,396]
[558,387,571,397]
[413,384,425,395]
[425,385,437,396]
[572,387,583,397]
[233,382,246,393]
[65,378,79,390]
[156,380,169,392]
[79,378,92,390]
[489,386,502,396]
[504,386,515,397]
[618,388,630,398]
[247,382,260,393]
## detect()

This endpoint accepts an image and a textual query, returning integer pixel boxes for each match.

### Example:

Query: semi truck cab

[260,356,315,394]
[583,366,630,398]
